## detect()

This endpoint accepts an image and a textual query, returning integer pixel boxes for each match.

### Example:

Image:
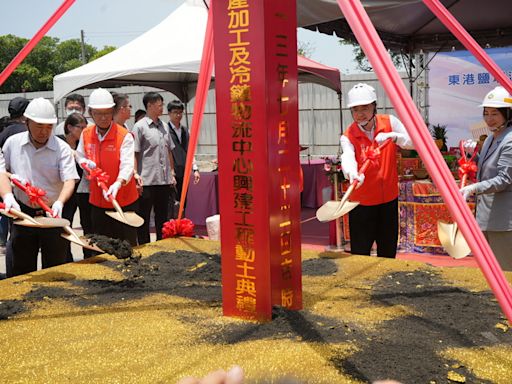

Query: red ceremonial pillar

[213,0,302,321]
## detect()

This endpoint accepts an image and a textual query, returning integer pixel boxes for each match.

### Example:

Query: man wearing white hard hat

[460,86,512,271]
[75,88,139,246]
[2,97,79,276]
[340,83,414,258]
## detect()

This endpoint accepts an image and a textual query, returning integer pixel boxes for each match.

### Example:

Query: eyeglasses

[170,111,183,115]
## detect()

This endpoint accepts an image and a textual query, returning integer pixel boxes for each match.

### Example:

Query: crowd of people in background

[0,88,199,278]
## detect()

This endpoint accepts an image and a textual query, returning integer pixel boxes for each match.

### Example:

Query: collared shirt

[76,123,135,183]
[169,121,198,171]
[3,132,79,206]
[132,116,175,185]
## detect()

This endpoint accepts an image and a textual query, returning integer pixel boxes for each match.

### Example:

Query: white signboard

[429,47,512,147]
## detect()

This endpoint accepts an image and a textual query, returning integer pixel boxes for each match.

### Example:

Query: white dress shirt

[3,132,79,206]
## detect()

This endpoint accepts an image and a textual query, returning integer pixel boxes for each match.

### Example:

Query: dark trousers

[137,185,170,244]
[62,193,94,261]
[91,200,138,247]
[7,203,68,277]
[348,198,399,258]
[168,176,186,219]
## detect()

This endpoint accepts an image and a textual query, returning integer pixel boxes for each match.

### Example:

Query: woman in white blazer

[461,86,512,271]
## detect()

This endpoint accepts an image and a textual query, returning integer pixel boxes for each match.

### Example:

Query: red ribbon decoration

[458,140,479,183]
[361,144,383,168]
[162,219,195,238]
[24,183,49,206]
[86,167,110,186]
[458,158,478,182]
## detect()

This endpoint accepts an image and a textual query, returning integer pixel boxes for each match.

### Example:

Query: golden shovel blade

[61,225,104,252]
[61,232,104,253]
[316,200,360,222]
[105,210,144,228]
[13,217,70,228]
[437,220,471,259]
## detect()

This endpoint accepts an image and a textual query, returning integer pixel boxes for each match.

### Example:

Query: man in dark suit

[167,100,200,218]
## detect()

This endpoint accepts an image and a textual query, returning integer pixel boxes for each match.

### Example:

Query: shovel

[10,178,104,252]
[316,139,392,222]
[0,202,69,228]
[82,164,144,228]
[437,141,478,259]
[437,174,471,259]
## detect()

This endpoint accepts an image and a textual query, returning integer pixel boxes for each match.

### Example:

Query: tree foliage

[0,34,116,93]
[339,39,405,72]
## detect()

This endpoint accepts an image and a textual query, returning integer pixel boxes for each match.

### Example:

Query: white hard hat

[23,98,57,124]
[88,88,115,109]
[480,86,512,108]
[346,83,377,108]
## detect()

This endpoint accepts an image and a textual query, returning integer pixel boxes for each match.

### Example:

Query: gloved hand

[80,159,97,170]
[375,132,398,145]
[462,139,477,154]
[10,174,28,187]
[50,200,63,218]
[346,170,365,187]
[2,193,20,212]
[103,180,122,201]
[460,184,478,200]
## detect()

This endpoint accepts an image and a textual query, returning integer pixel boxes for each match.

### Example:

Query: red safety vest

[344,114,399,206]
[82,123,138,208]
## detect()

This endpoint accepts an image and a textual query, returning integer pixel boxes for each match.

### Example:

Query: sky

[0,0,362,75]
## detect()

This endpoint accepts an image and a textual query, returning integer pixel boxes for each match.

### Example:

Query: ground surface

[0,237,511,383]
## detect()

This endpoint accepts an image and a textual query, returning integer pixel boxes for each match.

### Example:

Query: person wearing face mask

[54,93,87,136]
[339,83,414,258]
[460,86,512,271]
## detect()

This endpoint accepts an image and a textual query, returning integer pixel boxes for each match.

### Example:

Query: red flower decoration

[25,183,49,206]
[87,167,110,185]
[162,218,195,238]
[458,158,478,182]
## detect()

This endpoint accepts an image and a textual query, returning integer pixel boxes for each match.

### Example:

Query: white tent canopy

[298,0,512,53]
[53,0,208,102]
[53,0,341,102]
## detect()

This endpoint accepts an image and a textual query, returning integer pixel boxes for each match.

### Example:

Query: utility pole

[80,29,86,63]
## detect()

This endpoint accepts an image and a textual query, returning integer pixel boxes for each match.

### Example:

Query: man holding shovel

[76,88,139,246]
[340,83,414,258]
[2,98,79,276]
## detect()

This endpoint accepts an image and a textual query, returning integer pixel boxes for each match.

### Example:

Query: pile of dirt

[86,234,134,259]
[1,249,510,383]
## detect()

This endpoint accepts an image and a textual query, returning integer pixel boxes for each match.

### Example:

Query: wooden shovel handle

[111,199,126,219]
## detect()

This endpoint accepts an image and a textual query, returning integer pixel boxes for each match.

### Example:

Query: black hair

[484,107,512,124]
[64,112,87,135]
[167,99,185,112]
[0,115,10,133]
[65,93,86,110]
[134,109,146,122]
[142,92,163,109]
[113,93,130,114]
